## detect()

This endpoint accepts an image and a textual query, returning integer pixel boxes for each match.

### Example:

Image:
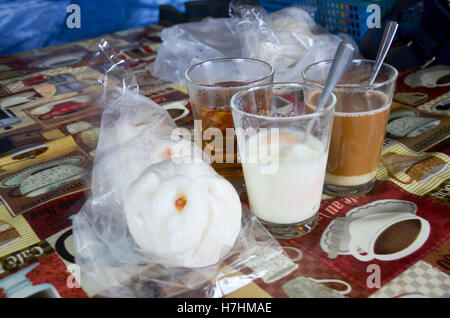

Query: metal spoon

[315,40,355,112]
[304,41,354,142]
[367,21,399,85]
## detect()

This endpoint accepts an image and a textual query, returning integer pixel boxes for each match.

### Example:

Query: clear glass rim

[302,59,398,90]
[184,57,275,88]
[230,82,337,121]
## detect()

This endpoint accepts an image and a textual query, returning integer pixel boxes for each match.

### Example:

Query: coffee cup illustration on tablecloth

[30,95,92,122]
[404,65,450,88]
[348,212,430,262]
[381,152,448,184]
[320,199,429,261]
[387,109,440,138]
[36,101,90,121]
[0,263,61,298]
[162,100,190,122]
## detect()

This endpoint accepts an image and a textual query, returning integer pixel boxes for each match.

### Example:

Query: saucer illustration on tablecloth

[404,65,450,88]
[320,199,417,259]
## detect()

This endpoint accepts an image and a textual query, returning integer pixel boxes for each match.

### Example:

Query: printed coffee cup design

[37,101,90,120]
[0,263,61,298]
[381,153,447,184]
[404,156,447,183]
[348,212,430,262]
[162,101,189,122]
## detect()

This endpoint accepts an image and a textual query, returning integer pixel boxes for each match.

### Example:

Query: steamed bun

[124,159,242,268]
[92,135,204,199]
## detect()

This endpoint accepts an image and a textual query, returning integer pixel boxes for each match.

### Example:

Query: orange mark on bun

[165,148,173,159]
[175,195,187,212]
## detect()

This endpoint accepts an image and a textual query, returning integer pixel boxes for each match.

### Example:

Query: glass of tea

[303,59,398,196]
[185,58,274,186]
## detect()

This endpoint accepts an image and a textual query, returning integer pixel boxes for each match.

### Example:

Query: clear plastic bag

[150,17,241,84]
[151,2,359,84]
[229,2,359,82]
[72,40,286,298]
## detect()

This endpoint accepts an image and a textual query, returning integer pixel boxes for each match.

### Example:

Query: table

[0,24,449,298]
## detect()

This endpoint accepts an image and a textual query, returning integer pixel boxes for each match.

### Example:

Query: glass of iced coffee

[185,58,274,185]
[303,59,398,196]
[230,83,336,238]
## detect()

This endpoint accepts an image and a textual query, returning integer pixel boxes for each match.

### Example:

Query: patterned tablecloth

[0,24,449,299]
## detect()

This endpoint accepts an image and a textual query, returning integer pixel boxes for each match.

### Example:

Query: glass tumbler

[303,59,398,197]
[185,58,274,186]
[230,82,336,238]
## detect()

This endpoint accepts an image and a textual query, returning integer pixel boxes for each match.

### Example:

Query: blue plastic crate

[259,0,421,44]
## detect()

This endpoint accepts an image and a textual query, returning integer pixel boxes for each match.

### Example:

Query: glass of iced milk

[230,83,336,238]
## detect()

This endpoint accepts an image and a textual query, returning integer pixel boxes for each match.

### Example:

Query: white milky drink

[242,128,328,224]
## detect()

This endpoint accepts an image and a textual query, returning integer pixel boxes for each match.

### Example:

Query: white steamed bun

[92,135,204,199]
[123,159,242,268]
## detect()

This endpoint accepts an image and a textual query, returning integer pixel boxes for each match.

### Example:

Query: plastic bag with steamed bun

[72,39,284,298]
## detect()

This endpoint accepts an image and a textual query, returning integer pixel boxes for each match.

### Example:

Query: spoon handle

[316,41,355,112]
[368,21,399,85]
